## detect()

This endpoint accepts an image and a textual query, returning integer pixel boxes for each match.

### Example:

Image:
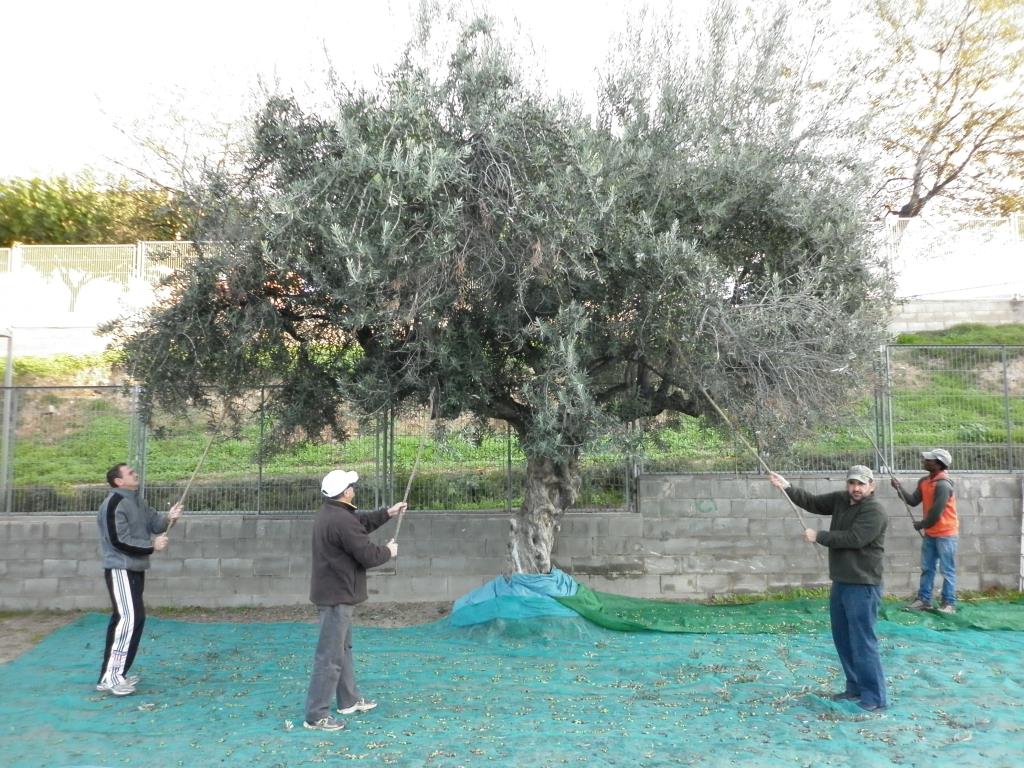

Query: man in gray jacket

[303,469,405,731]
[96,463,183,696]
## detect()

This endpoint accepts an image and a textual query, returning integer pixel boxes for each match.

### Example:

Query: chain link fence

[1,345,1021,515]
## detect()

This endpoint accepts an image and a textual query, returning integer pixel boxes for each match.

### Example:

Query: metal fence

[1,344,1021,515]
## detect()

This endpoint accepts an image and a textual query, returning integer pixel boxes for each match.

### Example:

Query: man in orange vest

[891,448,958,614]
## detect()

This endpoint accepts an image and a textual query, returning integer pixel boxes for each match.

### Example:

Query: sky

[2,0,1021,300]
[0,0,654,181]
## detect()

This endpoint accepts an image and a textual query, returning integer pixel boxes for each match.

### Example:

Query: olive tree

[110,4,892,573]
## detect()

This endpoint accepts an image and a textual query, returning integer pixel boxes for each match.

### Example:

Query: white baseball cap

[921,449,952,468]
[321,469,359,498]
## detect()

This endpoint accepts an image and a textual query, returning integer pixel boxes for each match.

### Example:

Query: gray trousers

[304,604,360,721]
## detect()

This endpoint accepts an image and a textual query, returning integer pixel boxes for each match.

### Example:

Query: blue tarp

[450,567,579,626]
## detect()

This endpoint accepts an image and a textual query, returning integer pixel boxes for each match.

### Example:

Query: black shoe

[828,691,859,701]
[857,702,887,712]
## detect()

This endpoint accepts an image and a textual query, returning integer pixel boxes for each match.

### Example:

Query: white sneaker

[95,675,139,696]
[95,675,139,692]
[97,679,136,696]
[338,698,378,715]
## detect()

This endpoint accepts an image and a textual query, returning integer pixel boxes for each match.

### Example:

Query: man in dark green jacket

[768,465,888,712]
[303,469,406,731]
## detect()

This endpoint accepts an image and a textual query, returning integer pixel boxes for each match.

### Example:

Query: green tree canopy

[0,174,186,246]
[110,3,892,572]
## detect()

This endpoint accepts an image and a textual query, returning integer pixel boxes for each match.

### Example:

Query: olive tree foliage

[109,3,892,573]
[865,0,1024,217]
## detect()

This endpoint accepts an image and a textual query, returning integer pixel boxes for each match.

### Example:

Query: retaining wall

[892,298,1024,333]
[1,473,1020,609]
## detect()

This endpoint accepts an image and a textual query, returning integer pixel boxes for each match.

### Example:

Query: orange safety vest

[919,470,958,537]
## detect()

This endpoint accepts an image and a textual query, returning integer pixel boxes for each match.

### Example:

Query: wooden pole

[700,387,824,563]
[859,425,924,538]
[392,389,434,542]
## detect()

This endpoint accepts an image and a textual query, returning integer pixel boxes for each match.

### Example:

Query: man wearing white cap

[891,449,959,614]
[768,465,888,712]
[302,469,406,731]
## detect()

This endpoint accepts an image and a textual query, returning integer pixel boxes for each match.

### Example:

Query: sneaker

[97,679,136,696]
[903,598,931,612]
[95,675,140,692]
[303,716,346,731]
[828,691,859,701]
[936,603,956,615]
[338,698,378,715]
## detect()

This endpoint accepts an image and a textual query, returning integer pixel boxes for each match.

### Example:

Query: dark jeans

[918,535,958,606]
[830,582,887,709]
[304,604,360,722]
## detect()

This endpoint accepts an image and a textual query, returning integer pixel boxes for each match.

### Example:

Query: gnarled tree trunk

[508,453,580,573]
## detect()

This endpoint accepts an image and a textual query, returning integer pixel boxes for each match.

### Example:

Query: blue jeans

[918,535,958,606]
[305,604,360,722]
[830,582,887,709]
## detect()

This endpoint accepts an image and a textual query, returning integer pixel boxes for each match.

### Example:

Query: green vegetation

[9,324,1023,509]
[895,323,1024,345]
[11,352,122,384]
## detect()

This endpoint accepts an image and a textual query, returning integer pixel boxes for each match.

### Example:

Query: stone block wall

[891,298,1024,333]
[1,474,1020,609]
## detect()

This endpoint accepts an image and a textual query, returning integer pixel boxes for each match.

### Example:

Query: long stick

[859,426,924,538]
[166,427,218,534]
[392,389,434,542]
[700,388,824,562]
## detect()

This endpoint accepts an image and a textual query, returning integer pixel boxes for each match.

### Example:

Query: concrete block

[406,576,450,598]
[45,520,82,540]
[218,558,254,577]
[394,556,433,575]
[730,498,767,519]
[182,558,221,577]
[22,577,60,596]
[608,515,643,538]
[184,518,221,540]
[659,574,700,596]
[564,516,610,538]
[976,498,1018,518]
[727,574,768,594]
[585,575,660,596]
[7,521,44,541]
[429,556,505,575]
[5,560,43,578]
[42,558,78,578]
[60,541,97,559]
[654,537,702,556]
[596,537,645,556]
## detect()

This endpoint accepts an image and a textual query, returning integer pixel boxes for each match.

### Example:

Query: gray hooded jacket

[96,489,170,571]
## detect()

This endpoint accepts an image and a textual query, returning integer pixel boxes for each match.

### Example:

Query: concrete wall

[1,473,1020,610]
[892,298,1024,334]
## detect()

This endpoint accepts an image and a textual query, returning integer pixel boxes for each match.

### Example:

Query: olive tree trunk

[508,454,581,574]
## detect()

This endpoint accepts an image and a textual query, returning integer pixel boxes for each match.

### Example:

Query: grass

[8,324,1024,507]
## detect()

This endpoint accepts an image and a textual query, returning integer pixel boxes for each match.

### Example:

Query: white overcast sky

[0,0,666,180]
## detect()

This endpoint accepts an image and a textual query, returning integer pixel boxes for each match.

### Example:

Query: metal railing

[1,343,1021,515]
[1,216,1021,317]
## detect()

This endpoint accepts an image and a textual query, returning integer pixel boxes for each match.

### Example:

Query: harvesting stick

[859,426,924,538]
[166,420,220,536]
[700,387,824,564]
[392,388,435,542]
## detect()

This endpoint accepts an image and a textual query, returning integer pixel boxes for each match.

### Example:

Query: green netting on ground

[559,586,1024,633]
[1,606,1022,767]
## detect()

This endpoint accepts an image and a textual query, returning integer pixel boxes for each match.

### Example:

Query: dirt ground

[0,601,452,664]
